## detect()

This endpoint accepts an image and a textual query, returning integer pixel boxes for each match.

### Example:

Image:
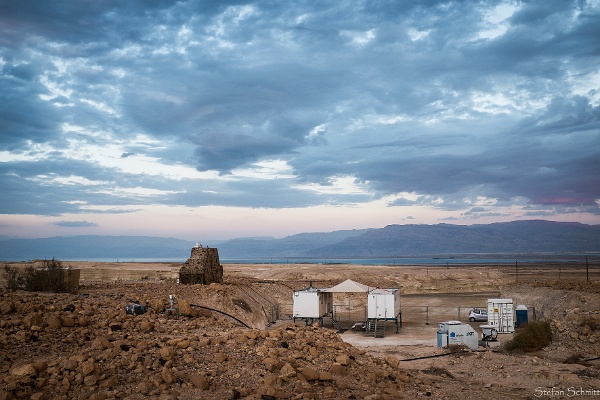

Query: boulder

[0,301,15,314]
[191,374,210,390]
[300,366,320,381]
[46,315,63,330]
[262,358,281,372]
[22,313,43,328]
[139,320,154,332]
[279,363,296,381]
[84,375,98,386]
[177,299,197,317]
[10,363,36,377]
[159,347,175,361]
[161,367,175,384]
[61,316,75,327]
[336,354,351,366]
[92,336,111,350]
[81,361,95,376]
[329,363,346,375]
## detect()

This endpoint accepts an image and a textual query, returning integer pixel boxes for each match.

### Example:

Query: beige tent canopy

[323,279,371,293]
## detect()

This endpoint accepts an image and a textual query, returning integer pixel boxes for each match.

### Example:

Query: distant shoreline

[2,252,597,266]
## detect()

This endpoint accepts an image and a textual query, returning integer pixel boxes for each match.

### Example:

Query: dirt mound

[501,282,600,362]
[0,284,430,399]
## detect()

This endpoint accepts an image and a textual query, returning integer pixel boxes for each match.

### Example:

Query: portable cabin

[292,285,333,325]
[368,288,400,319]
[487,298,514,333]
[515,304,528,328]
[367,288,402,334]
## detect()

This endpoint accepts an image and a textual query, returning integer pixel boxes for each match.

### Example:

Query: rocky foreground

[1,265,599,399]
[0,282,438,400]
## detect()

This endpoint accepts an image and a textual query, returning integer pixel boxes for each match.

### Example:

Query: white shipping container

[368,288,400,319]
[293,288,332,319]
[487,298,514,333]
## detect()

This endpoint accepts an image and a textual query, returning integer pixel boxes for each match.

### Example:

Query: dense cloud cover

[0,0,599,239]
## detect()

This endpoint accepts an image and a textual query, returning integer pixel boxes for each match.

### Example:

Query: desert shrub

[504,320,552,353]
[3,265,24,290]
[22,265,40,291]
[6,259,69,292]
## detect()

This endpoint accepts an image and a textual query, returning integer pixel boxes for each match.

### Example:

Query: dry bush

[3,265,24,290]
[3,259,70,293]
[504,320,553,353]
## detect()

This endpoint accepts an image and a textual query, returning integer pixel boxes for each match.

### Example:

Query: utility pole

[515,261,518,283]
[586,256,589,282]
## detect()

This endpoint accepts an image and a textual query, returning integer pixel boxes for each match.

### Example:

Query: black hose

[189,303,251,329]
[399,351,460,361]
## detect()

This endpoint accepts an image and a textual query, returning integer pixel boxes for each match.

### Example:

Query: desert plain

[1,260,599,399]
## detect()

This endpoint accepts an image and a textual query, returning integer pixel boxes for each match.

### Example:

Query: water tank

[437,321,478,349]
[515,304,528,328]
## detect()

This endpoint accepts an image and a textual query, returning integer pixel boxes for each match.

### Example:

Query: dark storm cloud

[0,0,598,220]
[192,133,297,172]
[0,75,63,148]
[522,96,600,135]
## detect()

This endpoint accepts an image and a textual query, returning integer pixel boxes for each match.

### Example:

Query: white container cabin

[367,288,401,334]
[487,298,514,333]
[293,285,333,325]
[368,288,400,319]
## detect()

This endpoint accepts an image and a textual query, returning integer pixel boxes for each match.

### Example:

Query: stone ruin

[178,243,224,284]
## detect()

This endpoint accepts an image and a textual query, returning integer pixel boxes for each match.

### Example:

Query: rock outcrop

[178,245,223,285]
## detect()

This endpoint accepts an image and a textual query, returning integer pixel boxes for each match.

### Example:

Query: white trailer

[293,286,332,325]
[487,298,514,333]
[368,288,400,319]
[367,288,402,334]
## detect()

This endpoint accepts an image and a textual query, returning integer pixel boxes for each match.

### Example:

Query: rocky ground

[0,262,599,399]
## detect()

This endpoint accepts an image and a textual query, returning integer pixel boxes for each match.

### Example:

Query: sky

[0,0,599,241]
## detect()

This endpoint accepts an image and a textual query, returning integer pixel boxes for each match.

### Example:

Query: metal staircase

[366,319,386,338]
[328,315,342,330]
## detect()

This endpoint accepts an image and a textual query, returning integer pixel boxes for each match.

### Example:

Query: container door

[368,295,377,318]
[498,302,514,333]
[516,309,528,327]
[377,295,386,318]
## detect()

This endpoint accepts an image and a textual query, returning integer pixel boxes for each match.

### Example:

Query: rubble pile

[0,285,435,400]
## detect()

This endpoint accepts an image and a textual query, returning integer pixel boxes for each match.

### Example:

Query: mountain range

[0,220,598,262]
